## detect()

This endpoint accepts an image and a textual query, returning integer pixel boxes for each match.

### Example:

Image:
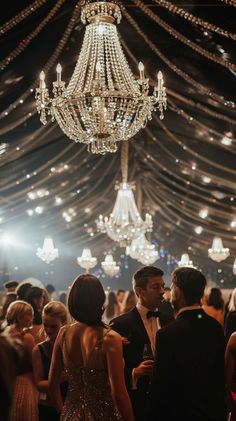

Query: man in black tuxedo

[110,266,172,421]
[148,267,226,421]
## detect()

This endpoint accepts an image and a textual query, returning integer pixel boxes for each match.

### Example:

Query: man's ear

[135,286,142,298]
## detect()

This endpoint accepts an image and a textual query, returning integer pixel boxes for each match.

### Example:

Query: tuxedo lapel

[131,307,150,345]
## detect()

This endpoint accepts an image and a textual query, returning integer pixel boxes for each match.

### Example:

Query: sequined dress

[60,327,122,421]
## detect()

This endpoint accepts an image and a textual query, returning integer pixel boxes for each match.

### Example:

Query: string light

[154,0,236,40]
[131,0,236,73]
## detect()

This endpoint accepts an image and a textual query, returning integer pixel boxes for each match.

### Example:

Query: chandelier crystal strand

[208,237,230,262]
[101,253,120,277]
[36,1,167,154]
[77,248,97,272]
[36,237,59,264]
[96,141,153,245]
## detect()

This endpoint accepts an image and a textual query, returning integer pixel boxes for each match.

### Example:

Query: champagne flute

[142,343,153,361]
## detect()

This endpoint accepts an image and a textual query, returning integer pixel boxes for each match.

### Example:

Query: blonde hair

[228,289,236,312]
[6,300,33,326]
[42,301,68,325]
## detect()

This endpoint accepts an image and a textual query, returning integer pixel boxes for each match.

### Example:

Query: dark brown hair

[132,266,164,290]
[68,274,105,326]
[206,287,224,310]
[173,267,206,305]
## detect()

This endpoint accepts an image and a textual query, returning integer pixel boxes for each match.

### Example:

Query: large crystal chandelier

[35,1,167,154]
[96,141,153,245]
[101,253,120,276]
[77,248,97,272]
[178,253,194,268]
[36,237,59,264]
[126,234,159,265]
[208,237,230,262]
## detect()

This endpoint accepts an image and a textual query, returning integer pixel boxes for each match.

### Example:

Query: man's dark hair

[207,287,224,310]
[4,281,19,290]
[173,267,206,305]
[133,266,164,290]
[117,289,125,295]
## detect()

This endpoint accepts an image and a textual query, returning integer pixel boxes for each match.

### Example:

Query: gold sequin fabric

[60,327,123,421]
[60,366,122,420]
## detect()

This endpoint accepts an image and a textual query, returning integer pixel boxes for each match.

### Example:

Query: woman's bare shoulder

[104,328,122,344]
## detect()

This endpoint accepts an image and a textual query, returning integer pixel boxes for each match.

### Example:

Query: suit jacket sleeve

[148,328,173,418]
[110,318,135,391]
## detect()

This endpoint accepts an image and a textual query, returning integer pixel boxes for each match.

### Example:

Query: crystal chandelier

[101,253,120,277]
[96,141,153,245]
[77,248,97,272]
[233,258,236,276]
[36,237,59,264]
[35,1,167,154]
[126,234,159,265]
[208,237,230,262]
[178,253,194,268]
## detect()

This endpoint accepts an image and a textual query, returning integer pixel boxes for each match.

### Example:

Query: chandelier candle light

[36,237,59,264]
[96,141,153,245]
[101,253,120,277]
[208,237,230,262]
[35,1,167,154]
[77,248,97,272]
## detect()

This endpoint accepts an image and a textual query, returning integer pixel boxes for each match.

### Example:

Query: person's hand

[133,360,154,379]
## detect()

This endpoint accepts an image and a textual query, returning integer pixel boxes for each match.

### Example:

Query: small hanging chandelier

[233,258,236,275]
[178,253,194,268]
[77,248,97,272]
[96,141,153,245]
[101,253,120,277]
[36,237,59,264]
[208,237,230,262]
[35,1,167,154]
[126,234,159,265]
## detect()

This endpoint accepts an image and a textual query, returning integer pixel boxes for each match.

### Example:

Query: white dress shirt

[131,303,161,389]
[136,302,161,355]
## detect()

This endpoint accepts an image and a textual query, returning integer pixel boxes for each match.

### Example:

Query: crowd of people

[1,266,236,421]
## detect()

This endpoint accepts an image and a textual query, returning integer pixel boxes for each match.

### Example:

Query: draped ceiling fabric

[0,0,236,288]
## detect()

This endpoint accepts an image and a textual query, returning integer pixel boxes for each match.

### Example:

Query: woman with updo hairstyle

[32,301,69,421]
[5,300,39,421]
[49,274,134,421]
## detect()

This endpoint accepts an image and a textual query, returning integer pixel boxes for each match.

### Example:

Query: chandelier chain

[121,141,129,183]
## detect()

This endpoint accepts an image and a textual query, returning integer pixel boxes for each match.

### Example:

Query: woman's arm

[104,330,134,421]
[48,328,64,413]
[225,333,236,392]
[32,345,49,393]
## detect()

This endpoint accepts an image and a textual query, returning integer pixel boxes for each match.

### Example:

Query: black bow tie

[146,310,161,319]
